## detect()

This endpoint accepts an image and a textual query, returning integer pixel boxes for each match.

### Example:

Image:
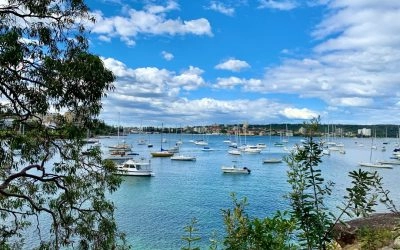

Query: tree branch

[0,164,42,190]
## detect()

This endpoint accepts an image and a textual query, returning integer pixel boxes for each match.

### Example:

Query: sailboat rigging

[151,123,174,157]
[359,127,392,169]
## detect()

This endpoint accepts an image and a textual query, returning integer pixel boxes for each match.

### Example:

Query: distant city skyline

[85,1,400,127]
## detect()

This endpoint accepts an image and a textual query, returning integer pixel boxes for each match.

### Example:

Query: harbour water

[102,133,400,249]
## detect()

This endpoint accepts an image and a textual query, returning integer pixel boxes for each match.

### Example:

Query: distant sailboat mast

[369,128,374,162]
[160,123,164,151]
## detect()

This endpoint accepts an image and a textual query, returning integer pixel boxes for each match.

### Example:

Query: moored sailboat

[359,127,392,169]
[151,123,174,157]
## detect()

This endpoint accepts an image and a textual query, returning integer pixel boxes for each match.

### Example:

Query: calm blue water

[100,134,400,249]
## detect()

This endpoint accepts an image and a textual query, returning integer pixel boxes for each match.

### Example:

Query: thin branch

[0,7,70,23]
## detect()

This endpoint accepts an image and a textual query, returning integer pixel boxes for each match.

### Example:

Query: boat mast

[267,124,272,153]
[160,123,164,151]
[117,112,120,143]
[369,127,375,162]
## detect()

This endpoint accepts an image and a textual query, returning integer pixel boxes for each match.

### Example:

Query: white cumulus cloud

[87,1,212,46]
[208,1,235,16]
[240,0,400,123]
[280,108,319,120]
[329,97,373,107]
[215,58,250,72]
[99,57,305,125]
[171,66,206,91]
[161,51,174,61]
[258,0,298,10]
[213,77,244,89]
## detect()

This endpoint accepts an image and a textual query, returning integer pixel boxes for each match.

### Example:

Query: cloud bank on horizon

[85,0,400,126]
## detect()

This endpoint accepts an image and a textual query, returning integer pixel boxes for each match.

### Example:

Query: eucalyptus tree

[0,0,127,249]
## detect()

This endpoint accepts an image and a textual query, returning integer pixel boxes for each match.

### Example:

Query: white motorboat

[115,159,153,176]
[221,162,251,174]
[221,166,251,174]
[170,155,196,161]
[241,145,262,154]
[228,149,241,155]
[194,140,208,146]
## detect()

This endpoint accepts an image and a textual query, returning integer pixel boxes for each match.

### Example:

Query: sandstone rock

[333,213,400,248]
[392,236,400,249]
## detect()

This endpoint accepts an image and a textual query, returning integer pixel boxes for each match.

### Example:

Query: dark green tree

[0,1,127,249]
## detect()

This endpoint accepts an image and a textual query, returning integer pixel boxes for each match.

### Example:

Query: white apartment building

[357,128,372,137]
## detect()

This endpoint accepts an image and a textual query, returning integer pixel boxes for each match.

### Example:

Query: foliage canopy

[0,0,126,249]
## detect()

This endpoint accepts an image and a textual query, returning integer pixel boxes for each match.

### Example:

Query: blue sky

[83,0,400,127]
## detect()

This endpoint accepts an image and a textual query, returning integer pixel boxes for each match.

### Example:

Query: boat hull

[171,155,196,161]
[221,166,251,174]
[358,162,393,169]
[151,151,174,157]
[263,158,282,163]
[115,170,153,176]
[228,149,241,155]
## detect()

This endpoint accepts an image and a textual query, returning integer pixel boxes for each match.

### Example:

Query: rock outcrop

[333,213,400,248]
